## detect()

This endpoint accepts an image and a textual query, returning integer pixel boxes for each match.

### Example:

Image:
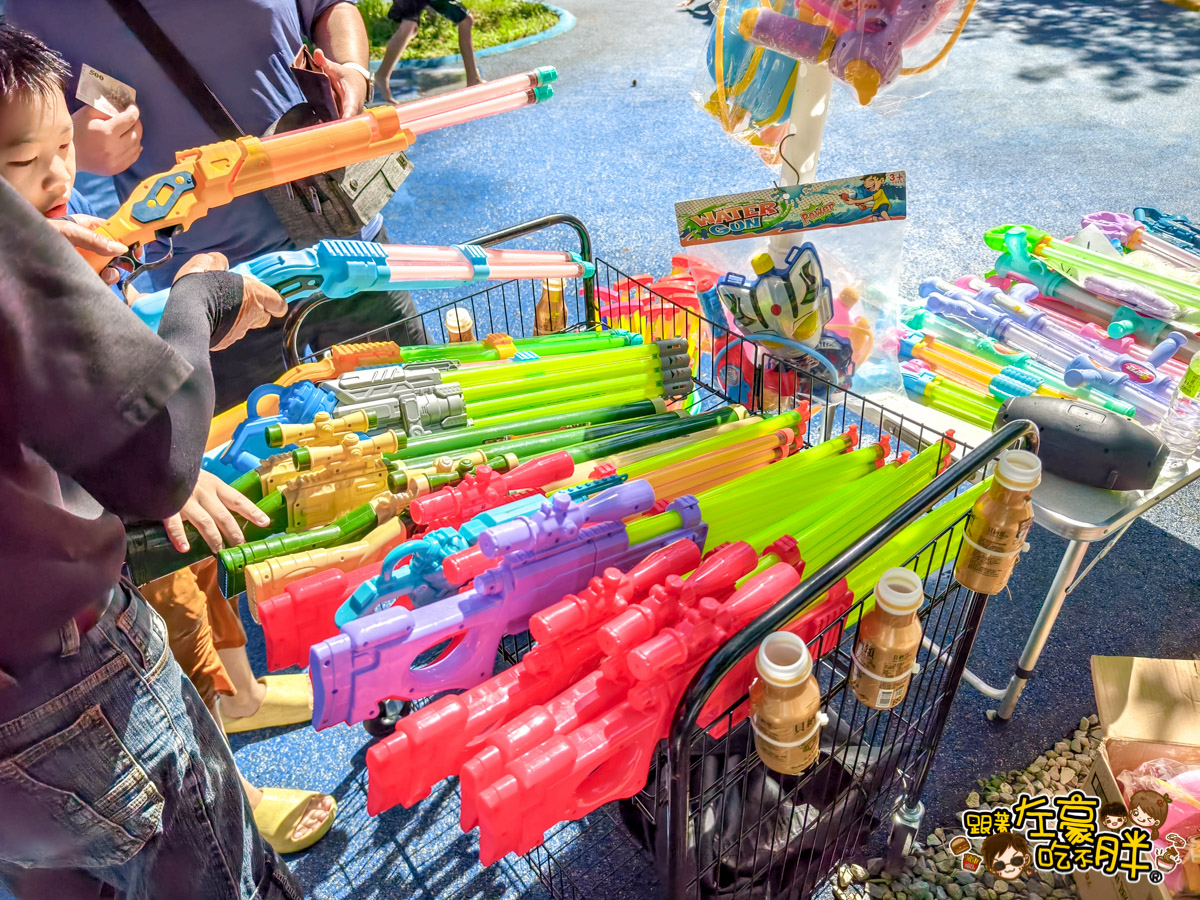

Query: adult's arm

[311,2,372,116]
[0,180,241,520]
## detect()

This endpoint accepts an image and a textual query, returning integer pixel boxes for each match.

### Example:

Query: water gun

[901,360,1000,430]
[308,480,708,730]
[131,240,592,333]
[1135,208,1200,253]
[921,279,1174,423]
[256,412,809,670]
[739,0,976,105]
[460,467,979,864]
[211,340,693,477]
[986,225,1196,322]
[363,436,962,823]
[77,70,557,275]
[256,474,626,672]
[1082,212,1200,274]
[206,331,648,452]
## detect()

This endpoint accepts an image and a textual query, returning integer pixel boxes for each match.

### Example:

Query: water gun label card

[675,171,906,246]
[76,64,135,116]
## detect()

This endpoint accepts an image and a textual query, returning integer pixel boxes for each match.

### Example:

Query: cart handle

[664,417,1040,900]
[280,213,596,368]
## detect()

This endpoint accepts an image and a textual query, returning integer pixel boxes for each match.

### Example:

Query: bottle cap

[874,567,924,616]
[445,307,474,343]
[995,448,1042,491]
[751,253,776,276]
[755,631,813,686]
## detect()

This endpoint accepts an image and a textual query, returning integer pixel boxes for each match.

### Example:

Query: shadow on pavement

[966,0,1200,100]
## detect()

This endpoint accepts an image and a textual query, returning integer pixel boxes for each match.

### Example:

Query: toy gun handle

[477,480,657,558]
[921,290,1005,338]
[1146,331,1188,370]
[1063,358,1125,390]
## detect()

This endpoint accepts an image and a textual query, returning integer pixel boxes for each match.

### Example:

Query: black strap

[102,0,245,140]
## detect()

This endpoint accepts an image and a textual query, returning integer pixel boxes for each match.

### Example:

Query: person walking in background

[374,0,483,104]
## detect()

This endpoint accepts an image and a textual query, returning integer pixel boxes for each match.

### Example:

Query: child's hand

[48,215,127,285]
[72,105,143,176]
[163,470,273,554]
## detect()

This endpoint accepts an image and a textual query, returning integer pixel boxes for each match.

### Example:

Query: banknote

[76,64,135,116]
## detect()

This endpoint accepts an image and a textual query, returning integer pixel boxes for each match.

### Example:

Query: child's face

[1103,815,1125,829]
[0,89,76,217]
[863,176,884,191]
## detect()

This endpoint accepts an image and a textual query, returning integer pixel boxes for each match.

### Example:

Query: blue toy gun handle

[131,260,258,332]
[921,290,1007,339]
[1146,332,1188,370]
[336,538,435,628]
[1063,356,1126,391]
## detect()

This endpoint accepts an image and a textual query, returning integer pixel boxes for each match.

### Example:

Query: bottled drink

[850,567,925,710]
[535,278,567,335]
[749,631,824,775]
[1156,354,1200,477]
[445,307,475,343]
[954,449,1041,594]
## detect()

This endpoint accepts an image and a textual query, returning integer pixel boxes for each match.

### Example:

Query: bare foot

[289,794,335,842]
[220,676,269,720]
[374,73,395,105]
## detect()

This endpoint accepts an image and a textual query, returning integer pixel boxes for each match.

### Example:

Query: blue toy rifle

[132,239,594,332]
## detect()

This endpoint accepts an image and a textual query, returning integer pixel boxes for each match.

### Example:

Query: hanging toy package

[673,171,909,410]
[696,0,979,161]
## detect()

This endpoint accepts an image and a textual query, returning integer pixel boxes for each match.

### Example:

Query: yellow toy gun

[283,431,402,530]
[78,69,557,273]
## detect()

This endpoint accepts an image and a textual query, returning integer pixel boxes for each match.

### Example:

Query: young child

[0,22,334,856]
[374,0,483,103]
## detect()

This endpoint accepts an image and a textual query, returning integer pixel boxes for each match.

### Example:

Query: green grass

[359,0,560,61]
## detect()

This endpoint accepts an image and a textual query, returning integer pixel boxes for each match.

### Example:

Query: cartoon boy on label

[981,832,1033,881]
[840,174,892,221]
[1100,801,1129,830]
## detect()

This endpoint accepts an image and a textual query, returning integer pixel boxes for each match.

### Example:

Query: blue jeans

[0,586,303,900]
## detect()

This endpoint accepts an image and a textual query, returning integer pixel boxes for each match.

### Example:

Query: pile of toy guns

[346,417,984,865]
[896,209,1200,430]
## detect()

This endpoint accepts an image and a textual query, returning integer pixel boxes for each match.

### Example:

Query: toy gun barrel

[81,70,556,273]
[739,7,833,63]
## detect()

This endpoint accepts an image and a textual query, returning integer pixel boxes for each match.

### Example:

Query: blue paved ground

[7,3,1200,899]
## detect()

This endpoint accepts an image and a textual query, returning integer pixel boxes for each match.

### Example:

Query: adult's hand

[312,48,369,117]
[171,252,288,351]
[72,105,143,176]
[162,469,272,553]
[48,215,127,285]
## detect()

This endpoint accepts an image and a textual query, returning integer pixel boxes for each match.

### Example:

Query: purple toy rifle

[1082,212,1200,273]
[309,481,708,730]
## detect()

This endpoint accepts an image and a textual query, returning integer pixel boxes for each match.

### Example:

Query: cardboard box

[1075,657,1200,900]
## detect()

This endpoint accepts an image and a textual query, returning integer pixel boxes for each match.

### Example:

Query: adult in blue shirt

[7,0,425,408]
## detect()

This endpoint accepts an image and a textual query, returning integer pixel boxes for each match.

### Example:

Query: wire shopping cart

[285,214,1038,900]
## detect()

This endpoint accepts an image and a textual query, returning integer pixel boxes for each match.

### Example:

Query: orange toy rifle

[78,69,557,273]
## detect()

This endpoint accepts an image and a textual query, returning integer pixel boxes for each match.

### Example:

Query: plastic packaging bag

[678,218,908,404]
[696,0,978,147]
[1117,757,1200,895]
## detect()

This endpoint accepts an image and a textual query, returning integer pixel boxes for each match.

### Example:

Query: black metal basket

[288,216,1037,900]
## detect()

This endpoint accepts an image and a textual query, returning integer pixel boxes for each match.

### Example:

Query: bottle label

[1182,365,1200,401]
[752,710,821,773]
[849,640,917,710]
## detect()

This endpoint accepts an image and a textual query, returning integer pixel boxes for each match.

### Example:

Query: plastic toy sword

[77,68,557,275]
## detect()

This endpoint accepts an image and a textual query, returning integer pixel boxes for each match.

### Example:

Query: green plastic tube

[398,413,682,472]
[472,389,664,430]
[466,372,667,420]
[392,400,667,462]
[459,358,666,404]
[448,345,667,391]
[398,330,640,365]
